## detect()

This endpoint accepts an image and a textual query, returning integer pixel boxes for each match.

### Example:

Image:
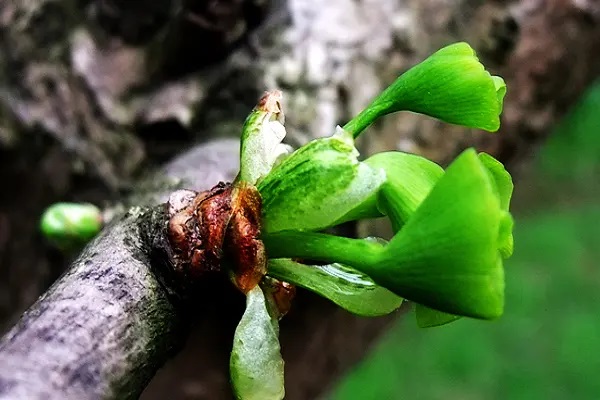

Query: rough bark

[0,0,599,399]
[0,139,240,400]
[0,211,180,400]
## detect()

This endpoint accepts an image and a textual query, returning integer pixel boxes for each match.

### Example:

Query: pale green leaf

[258,127,385,233]
[230,286,285,400]
[268,258,402,317]
[239,91,292,185]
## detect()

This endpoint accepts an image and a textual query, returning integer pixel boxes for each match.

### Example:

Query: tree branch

[0,139,241,399]
[0,136,402,399]
[0,210,179,400]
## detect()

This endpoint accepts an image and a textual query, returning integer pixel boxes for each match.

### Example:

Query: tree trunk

[0,0,599,399]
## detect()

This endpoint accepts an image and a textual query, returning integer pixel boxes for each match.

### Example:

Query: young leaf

[478,152,513,211]
[263,150,513,319]
[344,42,506,137]
[258,127,386,233]
[363,154,464,326]
[268,258,402,317]
[238,90,292,185]
[230,285,285,400]
[478,152,514,258]
[415,304,461,328]
[370,149,507,319]
[364,151,444,231]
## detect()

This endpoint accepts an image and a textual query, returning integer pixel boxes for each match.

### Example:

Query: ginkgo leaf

[230,286,285,400]
[344,42,506,137]
[258,127,385,233]
[478,152,514,258]
[263,149,511,319]
[365,151,444,231]
[268,258,402,317]
[373,149,506,319]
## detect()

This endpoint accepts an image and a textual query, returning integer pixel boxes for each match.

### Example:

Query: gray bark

[0,213,178,400]
[0,139,240,400]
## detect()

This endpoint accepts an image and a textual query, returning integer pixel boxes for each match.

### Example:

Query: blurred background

[330,79,600,400]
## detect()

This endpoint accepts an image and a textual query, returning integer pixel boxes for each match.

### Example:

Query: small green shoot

[40,202,103,250]
[231,41,512,399]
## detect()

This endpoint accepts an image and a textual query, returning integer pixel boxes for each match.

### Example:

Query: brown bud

[261,277,296,319]
[257,90,282,114]
[225,182,266,294]
[165,181,267,294]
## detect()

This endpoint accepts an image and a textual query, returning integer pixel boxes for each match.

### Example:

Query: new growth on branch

[40,42,513,400]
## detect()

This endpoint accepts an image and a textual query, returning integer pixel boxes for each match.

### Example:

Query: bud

[40,202,103,248]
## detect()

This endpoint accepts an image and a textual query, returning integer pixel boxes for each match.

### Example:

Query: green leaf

[230,286,285,400]
[364,153,465,326]
[492,76,507,113]
[478,152,514,258]
[238,91,293,185]
[415,304,461,328]
[258,127,385,233]
[262,150,513,320]
[478,152,513,211]
[268,258,402,317]
[344,42,505,137]
[263,230,384,271]
[367,149,508,319]
[498,213,515,259]
[40,202,103,248]
[365,151,444,231]
[365,153,461,326]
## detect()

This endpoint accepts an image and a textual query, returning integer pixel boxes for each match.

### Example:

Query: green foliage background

[329,80,600,400]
